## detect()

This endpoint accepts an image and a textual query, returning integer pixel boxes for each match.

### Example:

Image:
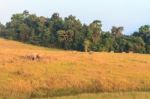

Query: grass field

[36,92,150,99]
[0,38,150,99]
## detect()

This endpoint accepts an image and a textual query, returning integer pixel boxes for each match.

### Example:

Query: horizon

[0,0,150,34]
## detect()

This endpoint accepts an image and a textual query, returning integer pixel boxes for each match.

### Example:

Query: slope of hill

[0,38,150,99]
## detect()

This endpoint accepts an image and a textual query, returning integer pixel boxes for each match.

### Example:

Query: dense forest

[0,11,150,53]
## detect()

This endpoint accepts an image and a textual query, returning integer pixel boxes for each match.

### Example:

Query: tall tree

[111,26,124,37]
[49,13,64,45]
[64,15,83,50]
[87,20,102,51]
[133,25,150,53]
[88,20,102,43]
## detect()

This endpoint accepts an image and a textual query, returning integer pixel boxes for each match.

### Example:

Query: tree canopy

[0,11,149,54]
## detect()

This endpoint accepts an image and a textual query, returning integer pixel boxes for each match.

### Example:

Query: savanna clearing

[0,38,150,99]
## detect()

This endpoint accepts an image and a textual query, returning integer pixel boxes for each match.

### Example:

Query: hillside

[0,38,150,98]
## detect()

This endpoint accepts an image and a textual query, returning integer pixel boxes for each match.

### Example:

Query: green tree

[57,30,74,49]
[133,25,150,53]
[101,32,115,51]
[49,13,64,45]
[87,20,102,51]
[111,26,124,37]
[88,20,102,43]
[64,15,83,50]
[139,25,150,33]
[0,23,5,37]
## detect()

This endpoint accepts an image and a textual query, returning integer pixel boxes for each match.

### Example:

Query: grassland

[36,92,150,99]
[0,38,150,99]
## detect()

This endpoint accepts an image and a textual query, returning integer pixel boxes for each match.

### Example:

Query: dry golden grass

[40,92,150,99]
[0,38,150,98]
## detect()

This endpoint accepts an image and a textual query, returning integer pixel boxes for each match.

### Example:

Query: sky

[0,0,150,34]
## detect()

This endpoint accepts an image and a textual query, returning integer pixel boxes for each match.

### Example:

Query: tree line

[0,11,150,54]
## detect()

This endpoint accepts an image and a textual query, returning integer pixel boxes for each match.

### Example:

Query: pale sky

[0,0,150,34]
